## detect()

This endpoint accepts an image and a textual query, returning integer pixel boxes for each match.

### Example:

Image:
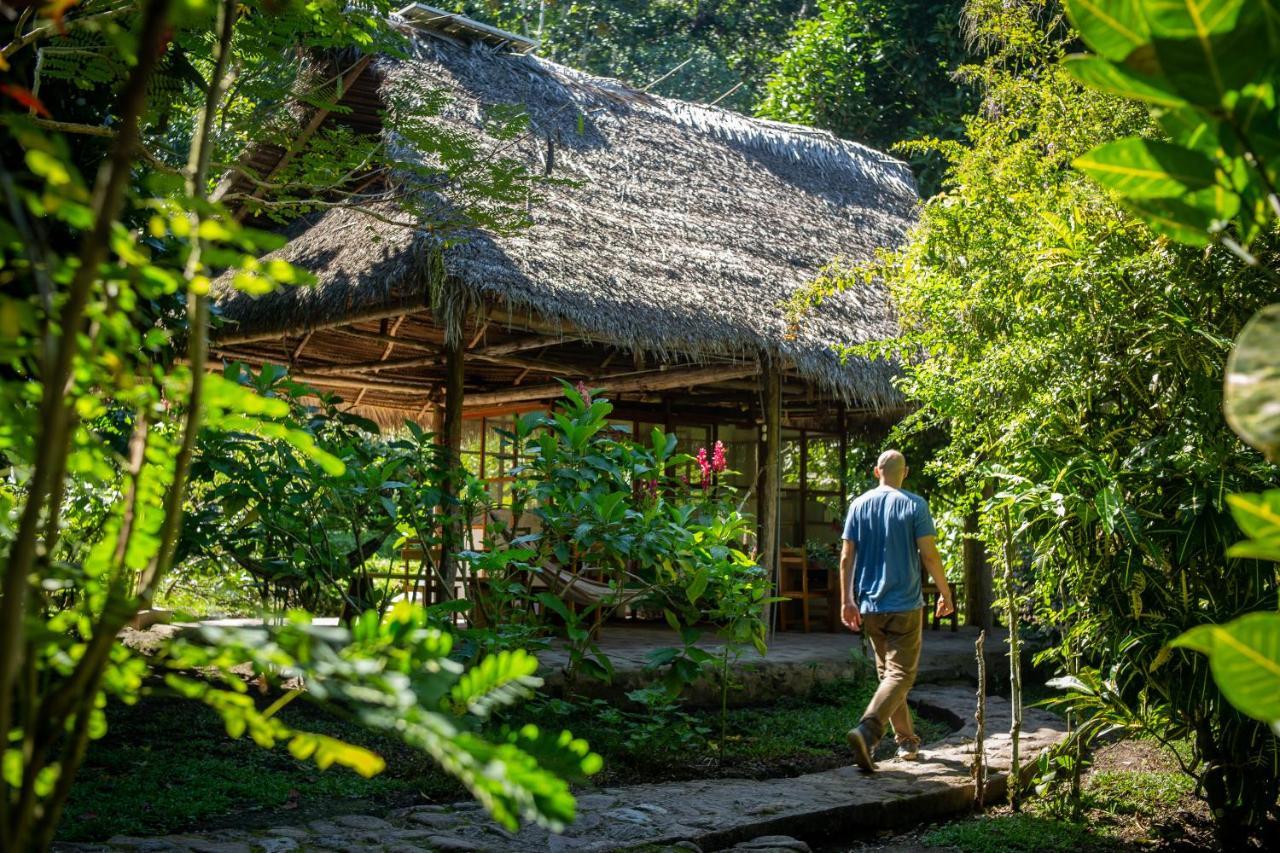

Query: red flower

[574,380,591,403]
[696,447,712,490]
[712,440,727,473]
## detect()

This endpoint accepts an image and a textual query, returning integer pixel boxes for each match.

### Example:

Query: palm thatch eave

[211,26,917,412]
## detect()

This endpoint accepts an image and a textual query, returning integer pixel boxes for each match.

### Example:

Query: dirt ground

[819,738,1235,853]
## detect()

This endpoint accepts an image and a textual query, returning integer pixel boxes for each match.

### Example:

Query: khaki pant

[860,609,923,744]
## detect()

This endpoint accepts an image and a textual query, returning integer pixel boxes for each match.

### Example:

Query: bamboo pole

[973,629,987,811]
[213,302,425,346]
[297,333,572,376]
[1002,505,1023,810]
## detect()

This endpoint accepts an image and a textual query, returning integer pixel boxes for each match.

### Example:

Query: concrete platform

[540,623,1007,706]
[148,619,1008,707]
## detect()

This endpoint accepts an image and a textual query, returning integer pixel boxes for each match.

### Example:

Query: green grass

[922,740,1200,853]
[1083,769,1193,818]
[61,677,950,842]
[924,813,1119,853]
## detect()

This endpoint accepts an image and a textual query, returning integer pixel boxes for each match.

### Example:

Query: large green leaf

[1172,612,1280,733]
[1139,0,1268,105]
[1122,185,1237,243]
[1074,138,1218,198]
[1122,197,1216,244]
[1064,55,1186,107]
[1224,303,1280,460]
[1225,491,1280,562]
[1064,0,1150,61]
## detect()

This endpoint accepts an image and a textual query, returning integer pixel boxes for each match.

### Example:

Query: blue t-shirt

[842,485,935,614]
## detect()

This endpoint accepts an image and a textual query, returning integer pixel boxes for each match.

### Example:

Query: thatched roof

[212,15,917,411]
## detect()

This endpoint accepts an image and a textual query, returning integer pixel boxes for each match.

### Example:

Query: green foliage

[1225,304,1280,462]
[1064,0,1280,767]
[1172,613,1280,735]
[447,1,811,113]
[756,0,974,195]
[157,602,599,831]
[0,1,566,847]
[1062,0,1280,247]
[792,0,1280,837]
[184,363,468,615]
[497,385,773,693]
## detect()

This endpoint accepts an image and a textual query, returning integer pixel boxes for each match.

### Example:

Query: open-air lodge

[211,5,925,632]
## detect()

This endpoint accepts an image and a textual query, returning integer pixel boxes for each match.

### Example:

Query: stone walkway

[64,684,1067,853]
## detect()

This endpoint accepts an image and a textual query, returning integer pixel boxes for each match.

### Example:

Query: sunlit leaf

[1064,55,1185,107]
[1225,304,1280,460]
[1172,612,1280,730]
[1074,138,1218,197]
[1064,0,1150,61]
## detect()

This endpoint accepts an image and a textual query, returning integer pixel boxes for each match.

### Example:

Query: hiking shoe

[846,723,878,772]
[896,738,921,761]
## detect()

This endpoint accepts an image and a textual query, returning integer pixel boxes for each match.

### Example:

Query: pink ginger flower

[574,380,591,402]
[696,447,712,490]
[712,440,727,473]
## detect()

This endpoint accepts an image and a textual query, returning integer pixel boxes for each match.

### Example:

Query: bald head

[876,449,907,487]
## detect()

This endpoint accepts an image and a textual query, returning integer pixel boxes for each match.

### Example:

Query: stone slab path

[63,684,1066,853]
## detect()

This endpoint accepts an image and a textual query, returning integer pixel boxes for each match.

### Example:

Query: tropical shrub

[495,386,774,694]
[797,0,1279,837]
[1056,0,1280,748]
[184,363,473,617]
[756,0,974,195]
[0,1,569,847]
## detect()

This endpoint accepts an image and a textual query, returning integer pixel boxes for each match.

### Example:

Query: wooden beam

[355,316,406,406]
[299,333,574,377]
[232,55,375,219]
[282,372,435,393]
[469,353,580,376]
[462,364,759,408]
[761,366,782,639]
[326,326,439,354]
[291,331,314,361]
[213,302,426,346]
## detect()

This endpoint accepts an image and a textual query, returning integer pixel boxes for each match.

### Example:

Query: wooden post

[973,629,988,810]
[837,405,849,511]
[761,365,782,638]
[963,508,994,630]
[440,336,465,593]
[1001,505,1023,811]
[963,479,996,629]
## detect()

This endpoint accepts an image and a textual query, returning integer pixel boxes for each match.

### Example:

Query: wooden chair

[779,547,838,632]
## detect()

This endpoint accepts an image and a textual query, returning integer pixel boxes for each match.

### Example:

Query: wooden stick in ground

[1002,505,1023,810]
[973,628,987,810]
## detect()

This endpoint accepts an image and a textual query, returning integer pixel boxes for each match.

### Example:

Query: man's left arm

[914,498,953,619]
[839,538,861,632]
[918,536,954,619]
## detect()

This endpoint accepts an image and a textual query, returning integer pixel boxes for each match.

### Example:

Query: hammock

[543,563,651,607]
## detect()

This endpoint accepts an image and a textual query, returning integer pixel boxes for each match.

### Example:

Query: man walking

[840,449,953,771]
